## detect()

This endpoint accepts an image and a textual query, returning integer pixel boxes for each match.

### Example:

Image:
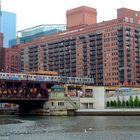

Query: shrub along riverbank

[106,96,140,108]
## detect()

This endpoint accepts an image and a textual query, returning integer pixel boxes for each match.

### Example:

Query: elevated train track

[0,72,94,85]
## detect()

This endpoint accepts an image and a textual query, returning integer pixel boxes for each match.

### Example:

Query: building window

[58,102,64,106]
[130,18,133,23]
[125,17,129,22]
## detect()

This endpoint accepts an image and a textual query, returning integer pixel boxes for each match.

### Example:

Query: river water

[0,116,140,140]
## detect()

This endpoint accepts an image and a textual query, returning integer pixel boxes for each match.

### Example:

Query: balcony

[89,43,95,47]
[119,62,124,67]
[71,59,76,63]
[70,41,76,45]
[60,62,64,66]
[119,52,124,57]
[88,33,95,37]
[89,37,95,41]
[71,64,76,68]
[79,36,86,39]
[120,78,124,82]
[135,39,139,43]
[90,57,96,61]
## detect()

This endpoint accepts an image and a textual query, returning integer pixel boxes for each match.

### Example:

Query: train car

[0,72,94,84]
[0,73,20,80]
[0,72,9,79]
[68,77,75,83]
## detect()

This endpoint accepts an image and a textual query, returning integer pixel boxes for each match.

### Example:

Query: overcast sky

[2,0,140,31]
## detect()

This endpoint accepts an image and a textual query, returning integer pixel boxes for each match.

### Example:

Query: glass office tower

[17,24,66,44]
[1,11,16,48]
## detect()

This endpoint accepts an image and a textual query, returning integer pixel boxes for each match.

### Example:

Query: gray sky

[2,0,140,31]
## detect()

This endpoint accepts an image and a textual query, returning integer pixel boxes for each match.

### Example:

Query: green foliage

[113,100,117,107]
[108,96,140,109]
[117,97,121,107]
[139,101,140,107]
[129,96,133,108]
[110,100,114,107]
[106,101,110,107]
[122,100,125,108]
[126,100,129,108]
[134,96,139,108]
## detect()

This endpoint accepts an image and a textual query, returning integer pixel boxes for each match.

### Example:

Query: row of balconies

[28,45,38,49]
[28,53,38,57]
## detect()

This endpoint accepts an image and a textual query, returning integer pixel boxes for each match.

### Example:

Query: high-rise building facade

[1,11,16,48]
[4,6,140,87]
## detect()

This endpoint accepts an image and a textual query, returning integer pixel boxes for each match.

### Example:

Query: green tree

[122,99,125,108]
[129,96,133,108]
[117,97,121,108]
[106,101,110,107]
[126,100,129,108]
[134,96,139,108]
[110,100,114,107]
[114,100,117,108]
[138,101,140,107]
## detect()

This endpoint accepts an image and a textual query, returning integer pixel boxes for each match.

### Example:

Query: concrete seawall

[0,109,18,115]
[76,109,140,116]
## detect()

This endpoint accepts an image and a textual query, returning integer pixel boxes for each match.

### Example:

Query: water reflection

[0,116,140,140]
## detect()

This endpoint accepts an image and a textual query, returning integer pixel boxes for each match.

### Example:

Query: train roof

[26,70,58,76]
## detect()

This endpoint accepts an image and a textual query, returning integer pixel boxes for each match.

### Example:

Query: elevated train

[0,72,94,84]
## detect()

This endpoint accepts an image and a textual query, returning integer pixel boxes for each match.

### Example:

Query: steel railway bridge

[0,79,52,115]
[0,73,94,115]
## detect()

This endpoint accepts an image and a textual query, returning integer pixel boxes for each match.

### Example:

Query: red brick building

[66,6,97,30]
[3,6,140,86]
[3,45,20,73]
